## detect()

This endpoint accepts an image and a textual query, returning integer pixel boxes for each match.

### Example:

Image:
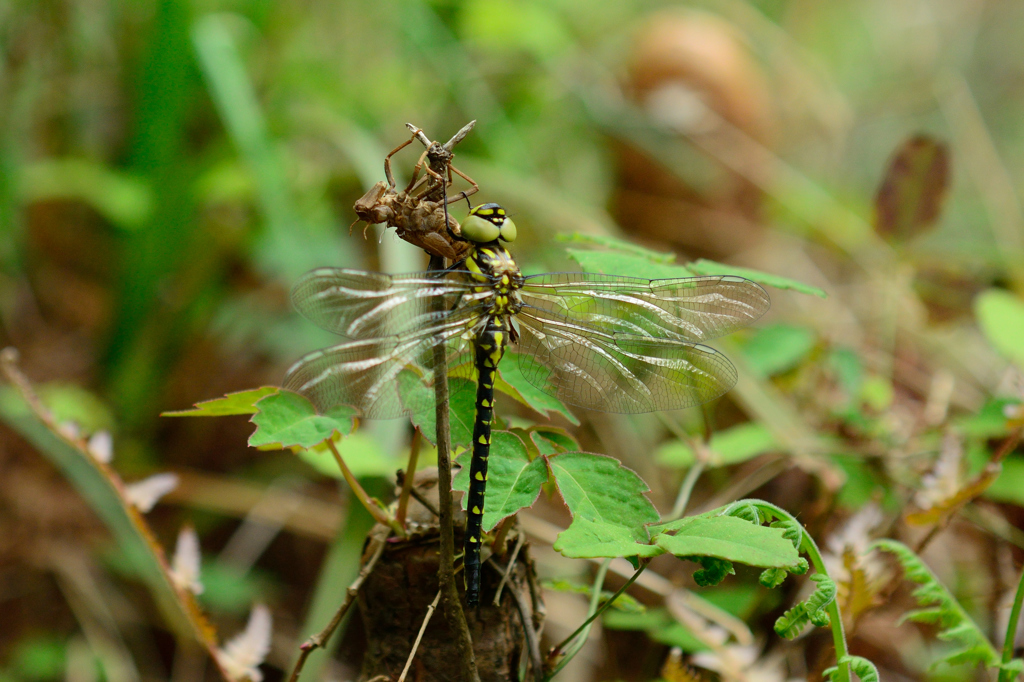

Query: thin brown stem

[325,439,397,533]
[395,429,422,527]
[397,590,442,682]
[486,559,542,681]
[287,533,389,682]
[428,254,480,682]
[492,531,525,606]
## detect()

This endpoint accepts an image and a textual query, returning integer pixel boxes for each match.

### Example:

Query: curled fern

[824,656,880,682]
[683,555,735,587]
[871,539,999,668]
[770,516,805,549]
[722,501,762,524]
[774,573,836,638]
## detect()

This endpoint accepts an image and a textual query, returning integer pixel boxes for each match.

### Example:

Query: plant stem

[545,560,647,680]
[428,253,479,682]
[801,530,851,682]
[395,428,422,527]
[1000,566,1024,682]
[325,439,397,533]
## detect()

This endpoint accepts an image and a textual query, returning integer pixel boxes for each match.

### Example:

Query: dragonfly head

[462,203,517,244]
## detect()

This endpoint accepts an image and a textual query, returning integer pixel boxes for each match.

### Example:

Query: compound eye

[498,217,517,243]
[461,213,500,242]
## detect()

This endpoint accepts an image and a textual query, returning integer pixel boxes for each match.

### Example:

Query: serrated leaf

[497,352,578,424]
[654,516,800,569]
[248,391,356,449]
[529,426,579,455]
[403,373,475,448]
[452,431,546,531]
[741,324,817,378]
[874,135,950,242]
[549,451,659,544]
[975,289,1024,368]
[553,516,665,559]
[686,259,827,299]
[656,422,778,468]
[163,387,279,417]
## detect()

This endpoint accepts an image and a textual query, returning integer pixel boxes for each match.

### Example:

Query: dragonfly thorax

[464,242,524,317]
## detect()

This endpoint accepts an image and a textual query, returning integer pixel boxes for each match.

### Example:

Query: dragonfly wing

[284,316,481,419]
[291,268,482,339]
[520,273,769,342]
[515,310,738,414]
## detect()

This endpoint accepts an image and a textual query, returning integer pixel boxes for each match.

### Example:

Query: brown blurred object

[616,10,775,260]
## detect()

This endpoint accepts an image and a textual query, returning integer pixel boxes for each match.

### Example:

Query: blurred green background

[4,0,1024,680]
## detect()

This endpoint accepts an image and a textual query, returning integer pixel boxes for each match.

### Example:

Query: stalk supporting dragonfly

[284,203,770,606]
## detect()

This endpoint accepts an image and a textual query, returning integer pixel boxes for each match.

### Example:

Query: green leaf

[163,386,279,417]
[566,248,697,280]
[403,373,475,448]
[453,431,546,531]
[955,398,1018,438]
[21,157,154,230]
[656,422,778,468]
[497,352,579,424]
[548,451,660,558]
[874,135,950,243]
[297,431,396,478]
[986,456,1024,506]
[556,233,677,262]
[248,391,356,449]
[653,516,800,569]
[686,259,828,299]
[528,426,579,455]
[740,324,817,378]
[32,384,116,433]
[601,608,710,652]
[828,347,864,400]
[553,516,664,559]
[975,289,1024,368]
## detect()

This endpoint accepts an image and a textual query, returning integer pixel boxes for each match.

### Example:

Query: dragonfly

[284,203,770,606]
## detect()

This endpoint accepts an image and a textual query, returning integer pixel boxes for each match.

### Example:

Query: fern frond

[774,573,836,639]
[683,555,735,587]
[824,656,880,682]
[871,539,999,668]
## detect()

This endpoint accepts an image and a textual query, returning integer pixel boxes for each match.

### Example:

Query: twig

[486,559,542,681]
[395,429,423,527]
[409,486,441,519]
[0,348,237,682]
[287,532,390,682]
[428,254,480,682]
[913,426,1022,554]
[491,515,516,559]
[325,439,398,534]
[492,531,526,606]
[397,590,442,682]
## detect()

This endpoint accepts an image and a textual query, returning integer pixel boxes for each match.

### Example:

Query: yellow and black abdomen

[462,241,523,606]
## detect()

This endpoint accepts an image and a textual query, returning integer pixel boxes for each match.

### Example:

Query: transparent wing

[515,309,738,414]
[520,273,770,343]
[284,314,482,419]
[291,268,485,339]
